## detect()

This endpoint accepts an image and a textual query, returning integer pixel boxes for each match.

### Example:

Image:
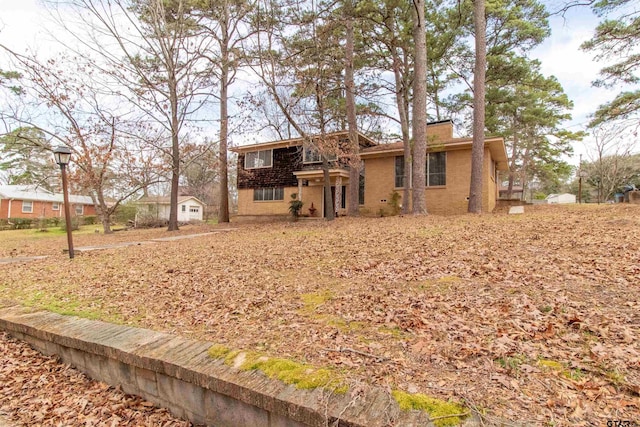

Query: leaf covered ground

[0,332,188,426]
[1,204,639,425]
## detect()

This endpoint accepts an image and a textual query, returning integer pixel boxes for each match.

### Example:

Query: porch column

[335,176,342,216]
[297,178,303,201]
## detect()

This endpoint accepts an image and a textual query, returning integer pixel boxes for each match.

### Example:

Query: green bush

[114,203,137,224]
[60,217,80,231]
[83,215,97,225]
[12,218,34,229]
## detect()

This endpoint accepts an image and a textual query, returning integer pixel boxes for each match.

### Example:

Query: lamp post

[53,146,74,259]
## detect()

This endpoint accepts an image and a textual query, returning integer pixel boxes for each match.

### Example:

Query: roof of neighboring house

[0,185,95,205]
[360,136,509,171]
[137,195,205,206]
[546,193,575,199]
[230,130,377,153]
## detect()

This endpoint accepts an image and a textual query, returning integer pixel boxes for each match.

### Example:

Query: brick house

[231,120,509,218]
[0,185,97,220]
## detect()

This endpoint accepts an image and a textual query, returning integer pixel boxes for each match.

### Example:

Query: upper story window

[245,149,273,169]
[303,146,337,164]
[22,200,33,213]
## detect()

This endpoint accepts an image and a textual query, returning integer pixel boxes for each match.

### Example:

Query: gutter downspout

[8,199,13,219]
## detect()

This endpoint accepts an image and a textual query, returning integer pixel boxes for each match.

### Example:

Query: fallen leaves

[0,332,190,426]
[1,204,640,425]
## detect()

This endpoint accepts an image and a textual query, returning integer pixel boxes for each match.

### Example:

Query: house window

[254,187,284,201]
[75,205,84,215]
[245,149,273,169]
[52,202,60,211]
[22,200,33,213]
[395,156,405,188]
[189,206,200,213]
[303,146,337,164]
[181,205,186,212]
[427,152,446,186]
[395,152,447,188]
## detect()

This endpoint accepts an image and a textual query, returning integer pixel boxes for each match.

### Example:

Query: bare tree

[344,0,360,216]
[0,48,161,233]
[411,0,427,214]
[587,122,638,202]
[55,0,212,231]
[468,0,486,213]
[195,0,254,223]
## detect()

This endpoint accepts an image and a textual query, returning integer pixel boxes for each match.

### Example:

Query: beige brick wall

[237,186,326,217]
[361,147,498,216]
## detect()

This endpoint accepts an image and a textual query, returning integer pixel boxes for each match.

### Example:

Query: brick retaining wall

[0,305,439,427]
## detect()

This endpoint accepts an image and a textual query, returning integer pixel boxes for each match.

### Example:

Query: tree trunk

[411,0,427,215]
[168,74,180,231]
[468,0,486,213]
[345,1,360,216]
[218,22,230,223]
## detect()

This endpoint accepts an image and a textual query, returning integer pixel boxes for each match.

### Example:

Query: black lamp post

[53,146,74,259]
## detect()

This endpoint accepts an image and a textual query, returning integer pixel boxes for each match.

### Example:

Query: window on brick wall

[427,152,446,186]
[395,156,405,188]
[395,152,447,188]
[245,149,273,169]
[75,205,84,215]
[52,202,60,211]
[254,187,284,201]
[22,200,33,213]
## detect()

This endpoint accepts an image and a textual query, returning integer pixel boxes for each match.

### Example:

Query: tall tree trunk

[345,0,360,216]
[468,0,486,213]
[168,75,180,231]
[411,0,427,215]
[506,117,518,200]
[218,20,230,223]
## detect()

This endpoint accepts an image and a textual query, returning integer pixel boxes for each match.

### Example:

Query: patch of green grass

[605,369,625,385]
[562,368,585,381]
[207,346,346,392]
[496,355,525,373]
[299,291,333,314]
[537,359,564,371]
[392,390,468,427]
[378,326,405,338]
[21,291,109,321]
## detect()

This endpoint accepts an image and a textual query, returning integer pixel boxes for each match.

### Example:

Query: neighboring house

[0,185,97,220]
[136,195,205,223]
[231,120,509,217]
[545,193,576,204]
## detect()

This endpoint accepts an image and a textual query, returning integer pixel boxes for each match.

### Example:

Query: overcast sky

[0,0,622,166]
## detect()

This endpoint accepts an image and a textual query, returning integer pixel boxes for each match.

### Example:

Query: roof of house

[0,185,95,205]
[137,195,205,205]
[230,131,377,153]
[360,136,509,171]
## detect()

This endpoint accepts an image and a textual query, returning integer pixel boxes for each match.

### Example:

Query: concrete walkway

[0,229,237,264]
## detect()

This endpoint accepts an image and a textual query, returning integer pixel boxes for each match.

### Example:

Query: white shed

[136,195,205,222]
[545,193,576,204]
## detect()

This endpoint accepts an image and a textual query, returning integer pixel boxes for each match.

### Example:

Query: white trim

[22,200,33,213]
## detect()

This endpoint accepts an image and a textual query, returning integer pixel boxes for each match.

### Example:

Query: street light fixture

[53,146,74,259]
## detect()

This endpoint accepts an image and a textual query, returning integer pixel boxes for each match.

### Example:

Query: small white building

[136,195,205,223]
[545,193,576,204]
